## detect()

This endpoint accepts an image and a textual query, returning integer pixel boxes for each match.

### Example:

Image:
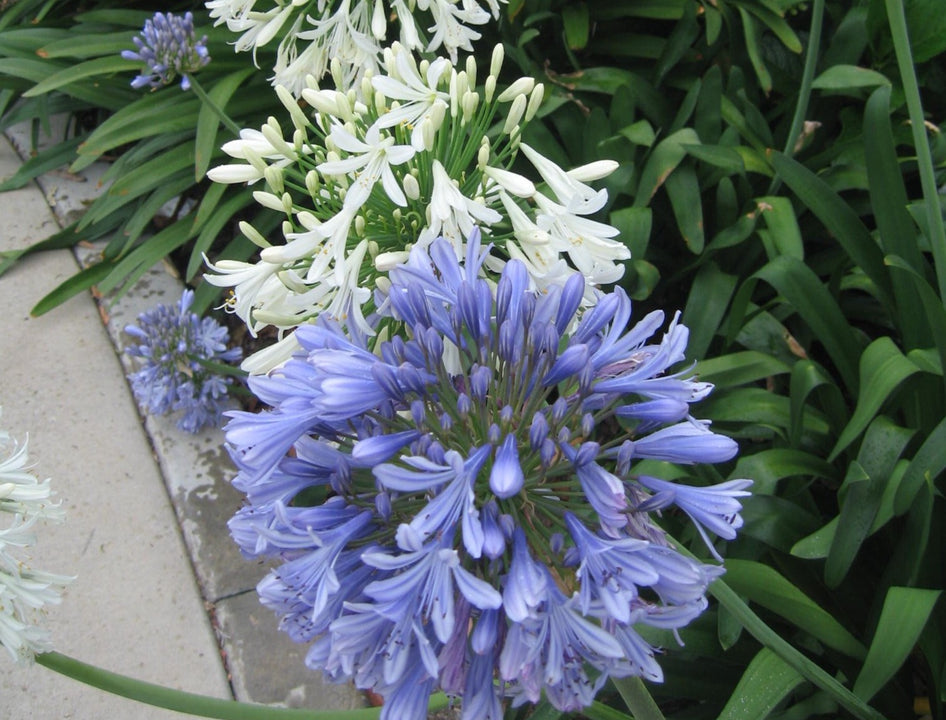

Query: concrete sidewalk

[0,131,362,716]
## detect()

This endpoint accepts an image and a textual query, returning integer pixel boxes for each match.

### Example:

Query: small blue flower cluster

[122,11,209,91]
[225,230,750,718]
[125,290,241,433]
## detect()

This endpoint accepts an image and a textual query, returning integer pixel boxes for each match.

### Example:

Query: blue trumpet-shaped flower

[124,290,241,433]
[225,229,749,718]
[122,12,210,91]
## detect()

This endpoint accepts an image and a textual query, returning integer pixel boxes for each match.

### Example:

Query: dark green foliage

[2,0,944,718]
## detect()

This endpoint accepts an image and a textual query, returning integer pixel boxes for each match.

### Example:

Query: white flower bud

[503,94,527,135]
[497,77,535,103]
[421,118,437,151]
[490,44,504,78]
[429,100,447,132]
[331,57,344,88]
[526,83,544,122]
[376,276,391,293]
[239,220,270,248]
[393,208,402,222]
[276,85,310,133]
[292,128,306,153]
[261,118,295,160]
[252,191,284,212]
[466,55,477,89]
[281,192,294,214]
[374,89,388,115]
[371,0,386,40]
[368,240,379,258]
[403,173,420,200]
[567,159,620,182]
[462,91,479,123]
[374,250,411,271]
[477,143,490,170]
[355,215,366,236]
[455,71,469,102]
[305,169,320,197]
[302,88,340,118]
[263,165,284,194]
[361,74,374,102]
[484,76,497,103]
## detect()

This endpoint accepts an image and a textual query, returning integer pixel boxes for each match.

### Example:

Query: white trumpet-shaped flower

[0,412,72,664]
[205,43,626,372]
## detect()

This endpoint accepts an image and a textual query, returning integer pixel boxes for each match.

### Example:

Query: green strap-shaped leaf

[756,196,803,260]
[723,559,866,658]
[853,587,941,701]
[893,414,946,515]
[683,143,746,174]
[561,3,589,49]
[664,162,705,253]
[753,256,863,390]
[195,68,254,180]
[23,56,139,97]
[186,188,255,281]
[72,90,199,171]
[30,259,115,317]
[730,449,836,496]
[826,416,914,586]
[829,337,920,460]
[791,459,909,559]
[739,7,772,94]
[38,30,143,59]
[770,151,893,308]
[695,350,790,388]
[0,134,85,192]
[634,128,699,205]
[811,65,890,90]
[716,648,804,720]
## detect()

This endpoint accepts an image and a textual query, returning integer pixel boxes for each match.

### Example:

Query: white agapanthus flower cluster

[206,0,505,95]
[206,43,629,372]
[0,410,71,664]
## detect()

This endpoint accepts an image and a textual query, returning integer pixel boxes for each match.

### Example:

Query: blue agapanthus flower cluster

[122,11,210,91]
[125,290,241,433]
[225,230,750,718]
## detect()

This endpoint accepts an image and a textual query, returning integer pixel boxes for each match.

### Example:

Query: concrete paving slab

[214,591,366,711]
[0,135,233,717]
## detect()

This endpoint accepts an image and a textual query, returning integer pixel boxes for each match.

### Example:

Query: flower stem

[611,675,667,720]
[187,74,242,138]
[36,651,449,720]
[884,0,946,300]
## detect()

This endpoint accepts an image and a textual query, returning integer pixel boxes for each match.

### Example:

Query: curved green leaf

[195,69,254,180]
[770,151,893,307]
[826,417,913,586]
[695,350,790,388]
[730,449,836,496]
[664,162,704,253]
[754,256,863,389]
[635,128,699,205]
[853,587,941,701]
[829,337,920,461]
[30,259,114,317]
[716,648,804,720]
[723,559,866,659]
[893,415,946,514]
[811,65,890,90]
[23,56,138,97]
[791,459,908,559]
